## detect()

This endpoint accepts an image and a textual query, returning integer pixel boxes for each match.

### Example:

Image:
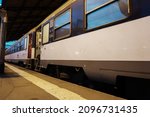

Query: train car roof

[5,0,75,50]
[27,0,75,34]
[3,0,68,41]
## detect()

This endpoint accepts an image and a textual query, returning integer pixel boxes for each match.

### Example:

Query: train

[5,0,150,89]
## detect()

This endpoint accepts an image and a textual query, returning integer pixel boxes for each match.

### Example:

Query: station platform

[0,63,124,100]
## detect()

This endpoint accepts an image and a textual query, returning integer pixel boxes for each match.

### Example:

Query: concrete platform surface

[0,63,124,100]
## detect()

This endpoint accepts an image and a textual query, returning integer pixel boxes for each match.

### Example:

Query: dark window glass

[55,24,70,40]
[14,45,17,52]
[21,39,25,50]
[17,43,20,51]
[86,0,129,30]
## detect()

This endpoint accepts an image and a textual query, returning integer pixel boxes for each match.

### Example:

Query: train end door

[28,33,32,59]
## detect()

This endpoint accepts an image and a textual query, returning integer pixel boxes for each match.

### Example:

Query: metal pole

[0,9,7,73]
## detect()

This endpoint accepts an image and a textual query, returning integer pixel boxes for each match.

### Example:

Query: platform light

[0,0,2,7]
[5,41,17,49]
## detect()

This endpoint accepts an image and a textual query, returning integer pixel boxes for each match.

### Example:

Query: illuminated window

[86,0,130,30]
[20,38,26,50]
[42,23,50,44]
[54,9,71,40]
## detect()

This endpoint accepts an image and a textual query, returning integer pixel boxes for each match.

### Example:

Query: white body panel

[5,36,29,63]
[5,49,28,62]
[40,16,150,84]
[41,16,150,61]
[31,48,35,59]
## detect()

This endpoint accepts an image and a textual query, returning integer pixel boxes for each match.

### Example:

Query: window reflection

[87,2,126,29]
[86,0,110,12]
[86,0,129,30]
[55,24,70,40]
[54,9,71,40]
[55,10,70,28]
[21,39,25,50]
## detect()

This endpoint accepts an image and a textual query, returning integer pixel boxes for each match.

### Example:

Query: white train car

[37,0,150,85]
[5,27,42,69]
[5,36,29,66]
[5,0,150,96]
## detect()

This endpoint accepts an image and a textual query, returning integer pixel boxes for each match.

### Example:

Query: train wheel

[70,68,88,85]
[116,76,150,99]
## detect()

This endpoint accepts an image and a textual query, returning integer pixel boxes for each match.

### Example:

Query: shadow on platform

[0,67,20,78]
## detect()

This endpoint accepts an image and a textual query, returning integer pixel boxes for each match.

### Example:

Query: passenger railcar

[5,0,150,87]
[5,36,28,65]
[5,27,42,69]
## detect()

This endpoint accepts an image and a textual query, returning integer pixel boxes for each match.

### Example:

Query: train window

[54,9,71,40]
[17,42,20,51]
[86,0,110,12]
[85,0,130,30]
[21,39,25,50]
[11,48,13,54]
[42,23,50,44]
[24,37,27,49]
[10,48,12,54]
[14,45,17,53]
[49,19,54,41]
[55,24,71,39]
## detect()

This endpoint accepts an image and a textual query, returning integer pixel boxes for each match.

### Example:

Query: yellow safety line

[6,63,86,100]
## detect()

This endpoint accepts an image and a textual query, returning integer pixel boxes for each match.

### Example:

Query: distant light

[0,0,2,7]
[5,41,17,49]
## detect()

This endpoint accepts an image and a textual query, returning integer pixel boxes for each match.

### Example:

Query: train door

[35,27,42,59]
[28,33,32,58]
[34,27,42,69]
